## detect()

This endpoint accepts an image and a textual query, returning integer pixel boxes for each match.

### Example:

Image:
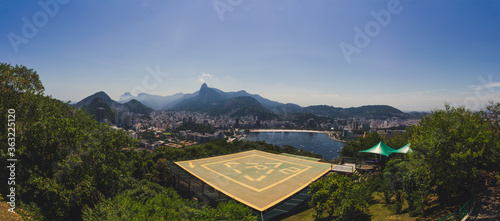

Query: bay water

[245,131,345,161]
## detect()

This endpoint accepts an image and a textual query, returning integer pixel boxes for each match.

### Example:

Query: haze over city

[2,0,499,111]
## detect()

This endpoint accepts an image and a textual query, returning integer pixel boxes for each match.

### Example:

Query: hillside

[222,96,277,120]
[172,84,277,120]
[83,97,117,123]
[76,91,153,121]
[75,91,117,108]
[344,105,404,119]
[120,84,284,111]
[81,84,407,120]
[119,92,185,109]
[172,83,226,113]
[122,99,154,115]
[303,105,347,119]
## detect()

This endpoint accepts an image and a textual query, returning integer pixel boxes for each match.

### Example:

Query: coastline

[248,129,347,143]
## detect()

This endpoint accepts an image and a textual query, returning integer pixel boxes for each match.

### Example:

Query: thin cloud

[198,73,213,83]
[399,89,446,96]
[469,82,500,90]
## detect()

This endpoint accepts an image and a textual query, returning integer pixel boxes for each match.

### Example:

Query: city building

[96,107,105,123]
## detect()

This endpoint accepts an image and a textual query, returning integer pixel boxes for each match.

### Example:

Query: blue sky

[1,0,499,111]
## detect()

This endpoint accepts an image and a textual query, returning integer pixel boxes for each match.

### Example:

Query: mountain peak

[200,82,208,90]
[94,91,109,97]
[199,83,210,97]
[75,91,115,108]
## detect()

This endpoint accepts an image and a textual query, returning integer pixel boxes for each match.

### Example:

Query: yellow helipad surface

[175,150,331,211]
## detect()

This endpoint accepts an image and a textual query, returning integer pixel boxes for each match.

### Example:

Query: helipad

[175,150,331,211]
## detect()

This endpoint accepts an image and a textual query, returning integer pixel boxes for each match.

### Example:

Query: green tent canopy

[391,143,413,154]
[359,141,396,157]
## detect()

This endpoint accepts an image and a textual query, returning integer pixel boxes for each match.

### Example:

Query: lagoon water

[245,131,345,161]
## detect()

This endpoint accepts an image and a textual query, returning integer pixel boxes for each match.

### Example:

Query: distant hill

[172,83,226,113]
[119,92,184,109]
[213,88,284,111]
[83,98,116,123]
[75,91,118,109]
[344,105,404,118]
[122,99,155,115]
[302,105,347,119]
[75,91,153,122]
[118,83,284,111]
[280,103,304,114]
[221,96,277,120]
[172,83,276,120]
[79,84,409,120]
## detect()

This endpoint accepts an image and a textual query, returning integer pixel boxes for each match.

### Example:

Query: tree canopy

[309,173,371,220]
[408,105,499,201]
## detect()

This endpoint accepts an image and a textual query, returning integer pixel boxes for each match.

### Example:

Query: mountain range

[74,91,154,123]
[75,83,408,120]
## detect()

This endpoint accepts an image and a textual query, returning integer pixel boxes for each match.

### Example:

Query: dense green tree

[1,63,136,220]
[175,122,216,134]
[309,173,371,220]
[382,159,407,213]
[208,200,256,221]
[384,129,411,152]
[0,63,44,94]
[481,101,500,169]
[82,179,256,221]
[402,171,429,217]
[150,158,172,186]
[408,105,496,203]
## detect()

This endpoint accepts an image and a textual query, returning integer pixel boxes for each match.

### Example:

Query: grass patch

[281,207,315,221]
[367,192,416,221]
[282,192,417,221]
[282,191,472,221]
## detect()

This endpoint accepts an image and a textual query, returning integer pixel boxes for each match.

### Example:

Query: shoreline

[248,129,347,143]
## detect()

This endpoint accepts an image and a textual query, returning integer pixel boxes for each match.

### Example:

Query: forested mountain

[83,97,116,122]
[118,83,283,111]
[80,88,406,120]
[119,92,185,109]
[75,91,118,108]
[75,91,153,122]
[111,83,407,119]
[296,104,405,119]
[221,96,277,120]
[343,105,404,118]
[172,83,277,120]
[122,99,155,115]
